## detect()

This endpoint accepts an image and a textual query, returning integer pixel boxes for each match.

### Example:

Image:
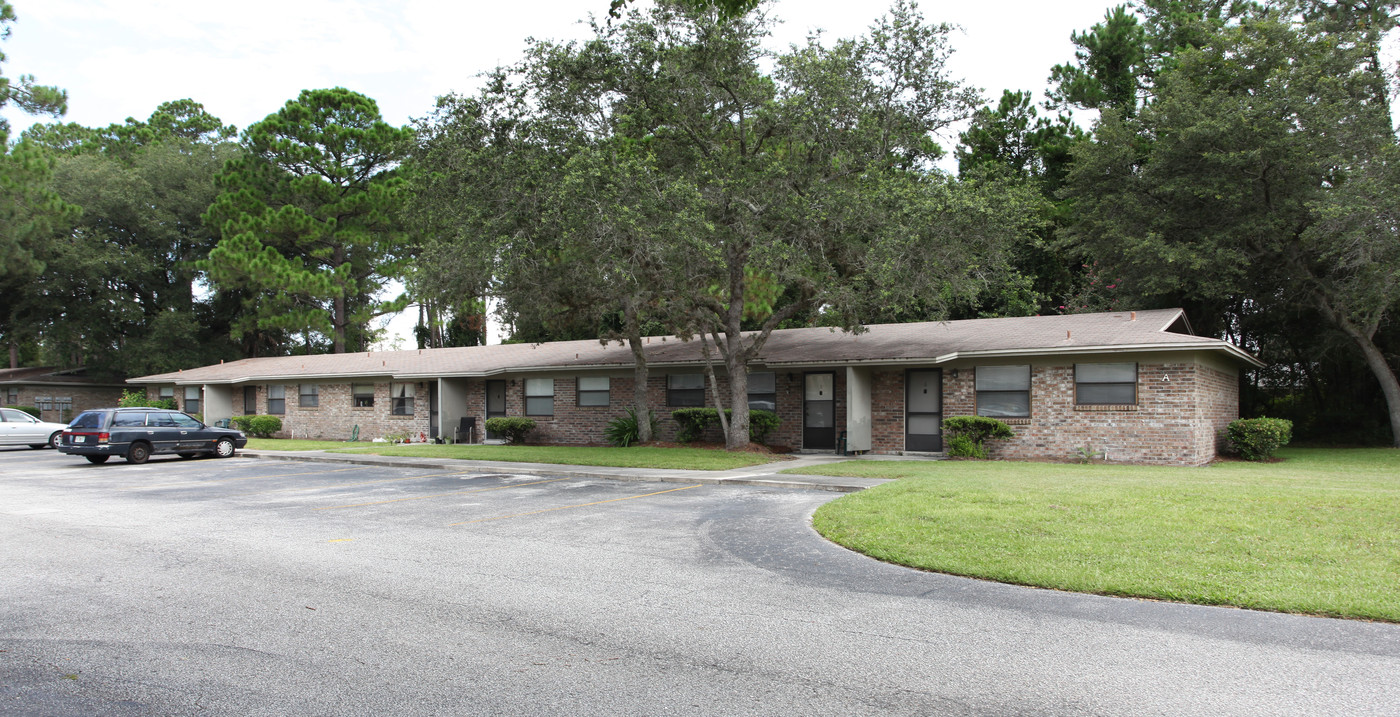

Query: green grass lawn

[805,448,1400,622]
[245,438,779,471]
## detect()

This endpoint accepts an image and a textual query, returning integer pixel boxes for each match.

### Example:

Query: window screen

[667,374,705,407]
[524,378,554,416]
[976,365,1031,418]
[577,376,609,407]
[1076,363,1137,405]
[267,385,285,415]
[184,386,201,415]
[353,384,375,408]
[747,372,776,412]
[391,383,415,415]
[299,384,319,408]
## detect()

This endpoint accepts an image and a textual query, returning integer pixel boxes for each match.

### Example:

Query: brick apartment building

[0,367,128,424]
[130,309,1262,466]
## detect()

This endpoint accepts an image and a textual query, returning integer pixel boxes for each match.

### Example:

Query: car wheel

[214,438,236,458]
[126,442,151,464]
[177,452,197,459]
[49,431,62,449]
[85,455,110,464]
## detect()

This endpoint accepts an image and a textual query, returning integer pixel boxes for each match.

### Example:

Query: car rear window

[70,411,106,429]
[113,413,147,427]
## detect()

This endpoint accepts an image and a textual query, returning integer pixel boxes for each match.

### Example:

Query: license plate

[74,436,85,443]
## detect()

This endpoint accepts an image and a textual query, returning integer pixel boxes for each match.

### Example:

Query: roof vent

[1067,330,1072,340]
[1130,311,1137,321]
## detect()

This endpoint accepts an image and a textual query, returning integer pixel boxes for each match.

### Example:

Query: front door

[803,372,836,450]
[906,369,943,452]
[485,380,507,440]
[243,386,257,415]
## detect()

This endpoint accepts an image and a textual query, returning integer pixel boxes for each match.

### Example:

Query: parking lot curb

[237,450,882,493]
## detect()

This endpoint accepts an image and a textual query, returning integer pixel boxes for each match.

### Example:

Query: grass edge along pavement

[802,447,1400,622]
[245,438,781,471]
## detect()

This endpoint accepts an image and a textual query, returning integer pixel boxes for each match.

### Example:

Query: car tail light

[98,432,110,444]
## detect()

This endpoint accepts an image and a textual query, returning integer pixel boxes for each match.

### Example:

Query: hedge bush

[4,405,40,418]
[605,408,658,447]
[942,416,1015,458]
[484,416,536,444]
[1227,417,1293,461]
[670,407,781,444]
[232,415,283,438]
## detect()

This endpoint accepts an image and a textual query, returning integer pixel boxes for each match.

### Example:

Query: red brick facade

[4,384,126,423]
[139,355,1240,464]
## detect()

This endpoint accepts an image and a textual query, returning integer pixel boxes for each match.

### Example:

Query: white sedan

[0,407,69,449]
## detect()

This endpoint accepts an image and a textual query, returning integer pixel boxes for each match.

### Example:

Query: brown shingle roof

[130,309,1261,385]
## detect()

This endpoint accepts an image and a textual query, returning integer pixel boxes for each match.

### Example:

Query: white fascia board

[763,342,1263,369]
[392,360,706,380]
[133,370,400,386]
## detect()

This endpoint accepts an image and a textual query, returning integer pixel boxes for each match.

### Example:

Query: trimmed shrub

[484,416,536,444]
[605,408,658,447]
[1227,417,1293,461]
[671,407,782,444]
[233,415,282,438]
[671,408,720,443]
[942,416,1015,458]
[946,434,987,459]
[745,409,781,445]
[5,405,40,418]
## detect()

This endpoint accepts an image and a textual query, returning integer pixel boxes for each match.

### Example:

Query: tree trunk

[332,245,347,353]
[8,340,17,369]
[1317,299,1400,447]
[701,336,730,442]
[624,301,652,443]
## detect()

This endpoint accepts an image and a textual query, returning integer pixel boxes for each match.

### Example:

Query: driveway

[2,448,1397,716]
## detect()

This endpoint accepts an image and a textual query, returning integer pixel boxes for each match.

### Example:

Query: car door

[170,413,210,450]
[143,412,182,454]
[0,408,41,444]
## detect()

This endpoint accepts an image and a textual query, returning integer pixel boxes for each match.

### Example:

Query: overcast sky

[2,0,1119,347]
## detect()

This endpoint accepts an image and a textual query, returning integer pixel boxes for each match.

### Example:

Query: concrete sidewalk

[236,448,934,492]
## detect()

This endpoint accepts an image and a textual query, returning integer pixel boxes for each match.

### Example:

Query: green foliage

[943,416,1015,444]
[1227,417,1293,461]
[671,407,781,444]
[202,88,413,354]
[745,409,780,445]
[1075,446,1105,464]
[116,389,148,408]
[4,404,39,418]
[605,408,658,447]
[671,408,720,444]
[484,416,537,444]
[231,414,282,438]
[946,434,987,459]
[0,2,68,145]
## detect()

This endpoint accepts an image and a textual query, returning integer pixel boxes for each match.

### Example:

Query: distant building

[0,367,129,424]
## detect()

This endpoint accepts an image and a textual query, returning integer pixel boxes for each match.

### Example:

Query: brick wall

[5,384,126,423]
[170,381,431,442]
[868,359,1240,465]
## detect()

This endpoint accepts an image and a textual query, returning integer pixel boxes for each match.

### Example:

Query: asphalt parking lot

[3,446,1399,716]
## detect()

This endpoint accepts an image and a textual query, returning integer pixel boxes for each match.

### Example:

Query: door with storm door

[485,380,507,440]
[905,369,942,452]
[803,372,836,450]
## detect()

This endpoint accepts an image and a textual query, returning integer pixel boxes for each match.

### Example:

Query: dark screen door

[485,380,506,439]
[803,372,836,450]
[906,369,942,452]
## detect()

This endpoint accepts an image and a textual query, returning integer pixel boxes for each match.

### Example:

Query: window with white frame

[267,385,285,414]
[577,376,609,407]
[299,384,319,408]
[391,383,414,415]
[1075,363,1137,405]
[353,384,375,408]
[524,378,554,416]
[747,372,776,412]
[975,365,1031,418]
[184,386,201,415]
[667,374,705,407]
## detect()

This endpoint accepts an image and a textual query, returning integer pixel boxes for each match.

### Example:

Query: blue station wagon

[59,407,248,465]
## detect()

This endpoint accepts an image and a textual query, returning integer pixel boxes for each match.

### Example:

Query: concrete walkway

[236,448,941,492]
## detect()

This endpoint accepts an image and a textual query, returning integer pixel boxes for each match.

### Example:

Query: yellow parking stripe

[450,484,702,525]
[313,477,571,510]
